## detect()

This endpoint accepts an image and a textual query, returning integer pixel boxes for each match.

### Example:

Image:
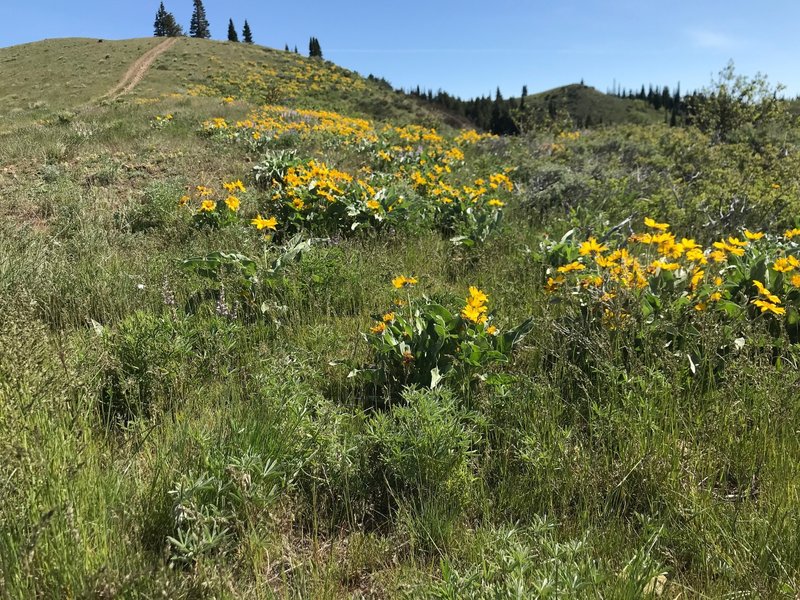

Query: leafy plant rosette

[540,218,800,345]
[356,277,533,393]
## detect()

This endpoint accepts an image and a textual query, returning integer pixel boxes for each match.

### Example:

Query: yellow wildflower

[557,261,586,274]
[370,322,387,334]
[545,276,566,292]
[650,260,680,271]
[199,199,216,212]
[462,303,488,324]
[644,217,669,231]
[690,269,705,290]
[467,286,488,307]
[223,180,246,193]
[251,215,277,230]
[772,256,800,273]
[392,275,418,288]
[579,237,609,256]
[752,299,785,316]
[752,280,781,304]
[382,312,396,322]
[784,228,800,240]
[685,248,707,264]
[224,196,240,211]
[487,199,505,208]
[743,229,764,241]
[366,199,381,211]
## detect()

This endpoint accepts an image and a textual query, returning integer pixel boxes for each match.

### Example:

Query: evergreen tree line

[407,80,728,133]
[153,1,254,43]
[407,86,519,135]
[609,83,693,126]
[308,37,323,58]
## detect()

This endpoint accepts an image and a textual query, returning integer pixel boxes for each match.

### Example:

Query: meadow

[1,38,799,598]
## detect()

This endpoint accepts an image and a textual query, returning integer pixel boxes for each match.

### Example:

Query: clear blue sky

[3,1,800,99]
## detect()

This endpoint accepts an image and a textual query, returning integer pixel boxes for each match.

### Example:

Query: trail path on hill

[101,37,177,101]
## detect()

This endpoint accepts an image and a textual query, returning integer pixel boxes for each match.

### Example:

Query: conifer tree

[227,19,239,42]
[294,46,299,54]
[285,43,290,51]
[242,20,253,43]
[308,37,323,58]
[154,2,183,37]
[162,12,183,36]
[189,0,211,39]
[154,2,167,36]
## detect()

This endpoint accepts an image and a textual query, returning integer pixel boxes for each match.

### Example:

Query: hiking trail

[101,37,177,101]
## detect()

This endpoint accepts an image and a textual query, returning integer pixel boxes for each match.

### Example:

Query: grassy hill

[2,37,800,599]
[0,38,162,118]
[522,83,664,126]
[0,37,464,129]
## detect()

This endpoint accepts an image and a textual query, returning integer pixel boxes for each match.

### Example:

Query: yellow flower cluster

[461,286,489,324]
[188,54,368,103]
[547,217,800,322]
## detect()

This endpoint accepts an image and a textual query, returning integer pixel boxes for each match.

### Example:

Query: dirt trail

[101,37,178,100]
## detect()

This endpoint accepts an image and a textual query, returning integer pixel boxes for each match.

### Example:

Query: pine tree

[227,19,238,42]
[162,12,183,36]
[294,46,299,54]
[242,20,253,43]
[154,3,183,37]
[154,2,167,36]
[309,37,322,58]
[284,43,290,51]
[189,0,211,39]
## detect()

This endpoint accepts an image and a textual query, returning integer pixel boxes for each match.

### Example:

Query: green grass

[0,38,163,127]
[0,37,799,599]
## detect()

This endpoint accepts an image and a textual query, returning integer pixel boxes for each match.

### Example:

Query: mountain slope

[0,37,465,128]
[522,83,664,126]
[0,38,163,117]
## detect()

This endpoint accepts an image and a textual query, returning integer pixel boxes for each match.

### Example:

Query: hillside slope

[0,37,465,129]
[522,83,664,126]
[0,38,163,118]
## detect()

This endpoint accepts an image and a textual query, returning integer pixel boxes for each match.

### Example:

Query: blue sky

[3,1,799,99]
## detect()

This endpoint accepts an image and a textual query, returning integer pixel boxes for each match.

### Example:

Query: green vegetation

[1,38,800,598]
[227,19,239,43]
[309,36,323,59]
[189,0,211,39]
[154,2,183,38]
[242,20,253,45]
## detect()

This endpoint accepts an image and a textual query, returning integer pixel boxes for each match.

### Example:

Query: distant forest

[385,79,702,135]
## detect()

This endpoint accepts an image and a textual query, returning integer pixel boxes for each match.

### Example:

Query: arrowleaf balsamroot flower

[223,180,246,193]
[557,261,586,274]
[772,256,800,273]
[644,217,669,231]
[251,215,277,230]
[224,196,240,211]
[199,200,217,212]
[392,275,418,289]
[579,237,609,256]
[461,286,489,324]
[752,299,785,316]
